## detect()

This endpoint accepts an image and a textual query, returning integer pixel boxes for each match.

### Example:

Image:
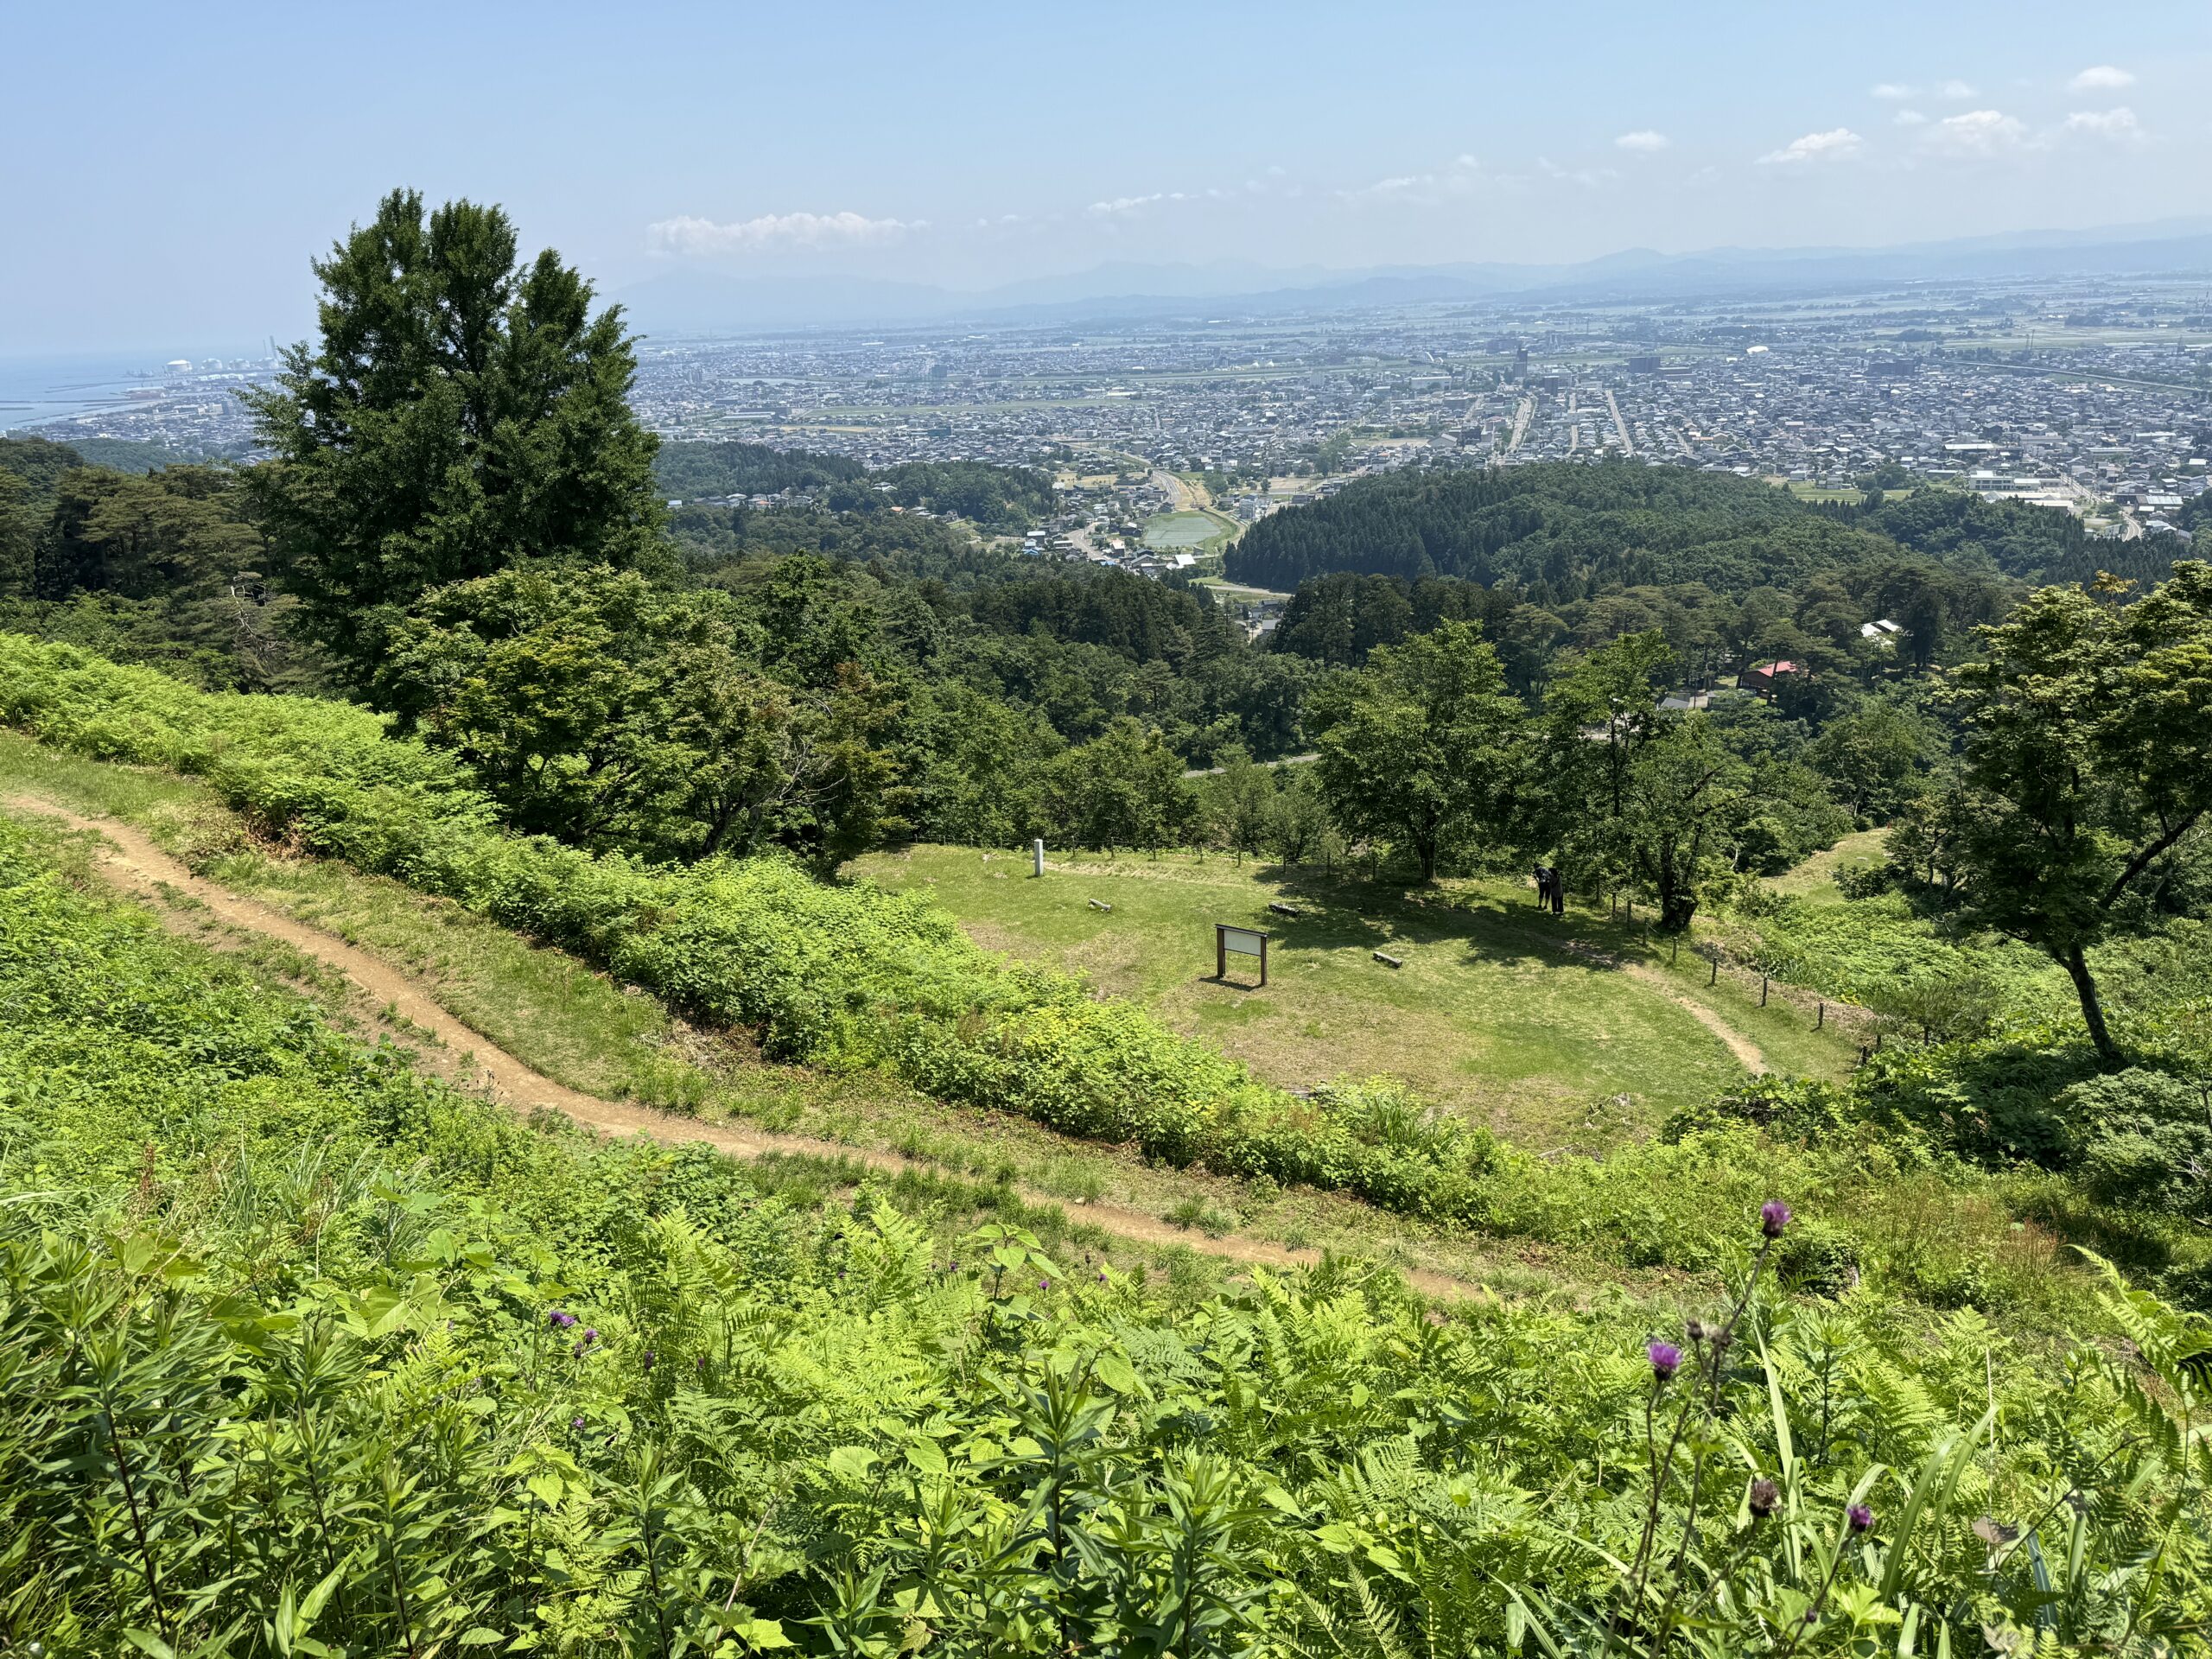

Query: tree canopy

[1936,563,2212,1060]
[1306,620,1524,880]
[244,188,665,685]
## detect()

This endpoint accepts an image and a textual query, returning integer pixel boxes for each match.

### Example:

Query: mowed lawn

[854,846,1827,1147]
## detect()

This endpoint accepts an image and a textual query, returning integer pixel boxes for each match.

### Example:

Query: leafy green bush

[1736,891,2060,1011]
[2066,1067,2212,1217]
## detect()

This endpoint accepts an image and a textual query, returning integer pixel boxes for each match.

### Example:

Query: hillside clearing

[855,846,1859,1146]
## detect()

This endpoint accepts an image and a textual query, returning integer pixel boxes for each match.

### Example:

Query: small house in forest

[1740,660,1806,699]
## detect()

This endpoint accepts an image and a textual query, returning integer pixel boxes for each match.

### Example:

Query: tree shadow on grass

[1252,861,1647,977]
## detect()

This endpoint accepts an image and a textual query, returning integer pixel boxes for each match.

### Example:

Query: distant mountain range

[616,219,2212,336]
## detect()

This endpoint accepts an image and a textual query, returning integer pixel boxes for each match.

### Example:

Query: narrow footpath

[3,794,1487,1300]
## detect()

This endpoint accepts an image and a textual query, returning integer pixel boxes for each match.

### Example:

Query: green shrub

[0,635,1478,1215]
[2065,1067,2212,1217]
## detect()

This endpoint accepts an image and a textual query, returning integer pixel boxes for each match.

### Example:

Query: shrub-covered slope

[3,811,2208,1656]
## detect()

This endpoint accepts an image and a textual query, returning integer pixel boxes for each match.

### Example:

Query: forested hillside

[1230,457,2189,600]
[652,437,868,498]
[1228,462,1888,596]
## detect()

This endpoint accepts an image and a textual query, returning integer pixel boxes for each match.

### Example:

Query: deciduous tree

[1943,564,2212,1061]
[1306,620,1524,880]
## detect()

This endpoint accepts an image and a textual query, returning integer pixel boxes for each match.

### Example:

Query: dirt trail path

[2,794,1487,1300]
[1628,963,1766,1074]
[1547,934,1767,1075]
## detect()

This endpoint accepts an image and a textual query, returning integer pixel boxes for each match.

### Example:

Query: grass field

[1766,827,1887,895]
[1142,509,1236,551]
[854,845,1860,1147]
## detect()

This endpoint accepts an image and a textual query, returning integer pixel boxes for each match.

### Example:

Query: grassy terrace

[854,843,1861,1148]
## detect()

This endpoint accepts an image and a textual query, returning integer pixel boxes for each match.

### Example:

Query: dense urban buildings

[16,270,2209,554]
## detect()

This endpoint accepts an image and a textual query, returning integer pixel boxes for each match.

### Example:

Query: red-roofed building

[1740,660,1806,699]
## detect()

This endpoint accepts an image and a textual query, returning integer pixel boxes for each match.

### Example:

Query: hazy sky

[7,1,2209,354]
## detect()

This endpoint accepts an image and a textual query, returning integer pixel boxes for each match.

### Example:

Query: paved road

[1152,468,1198,512]
[1605,389,1635,455]
[1183,752,1319,779]
[1507,397,1534,454]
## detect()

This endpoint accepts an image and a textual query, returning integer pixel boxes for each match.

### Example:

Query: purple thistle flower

[641,1350,656,1371]
[549,1308,575,1330]
[1761,1200,1792,1239]
[581,1328,598,1345]
[571,1341,585,1358]
[570,1415,585,1430]
[1847,1503,1874,1533]
[1039,1279,1051,1291]
[1648,1341,1682,1382]
[1749,1478,1779,1518]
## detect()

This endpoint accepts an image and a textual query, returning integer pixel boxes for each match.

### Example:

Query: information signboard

[1213,923,1272,986]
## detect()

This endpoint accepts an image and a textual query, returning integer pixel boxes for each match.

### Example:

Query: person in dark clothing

[1533,864,1566,914]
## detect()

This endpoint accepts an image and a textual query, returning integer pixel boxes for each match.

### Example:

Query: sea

[0,348,276,435]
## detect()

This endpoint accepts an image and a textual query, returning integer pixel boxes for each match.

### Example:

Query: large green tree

[1545,632,1749,928]
[1306,620,1524,880]
[244,189,664,685]
[0,470,35,597]
[385,564,902,869]
[1046,719,1195,855]
[1943,564,2212,1061]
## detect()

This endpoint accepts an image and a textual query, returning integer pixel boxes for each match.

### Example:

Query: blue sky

[6,1,2208,353]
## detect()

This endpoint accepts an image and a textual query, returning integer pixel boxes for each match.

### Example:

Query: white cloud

[1871,81,1913,99]
[1614,130,1669,152]
[2070,64,2135,92]
[1757,127,1863,165]
[1086,190,1192,215]
[1929,108,2026,154]
[1536,157,1619,188]
[1893,109,1928,125]
[1938,79,1977,99]
[1341,153,1491,201]
[648,211,918,254]
[2063,105,2142,141]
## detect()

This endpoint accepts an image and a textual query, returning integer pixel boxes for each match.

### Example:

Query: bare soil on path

[2,794,1490,1300]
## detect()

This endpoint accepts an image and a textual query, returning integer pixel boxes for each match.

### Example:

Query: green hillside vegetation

[652,439,868,499]
[10,187,2212,1652]
[0,635,1497,1222]
[0,435,322,692]
[1229,455,2184,601]
[8,810,2210,1655]
[11,636,2198,1320]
